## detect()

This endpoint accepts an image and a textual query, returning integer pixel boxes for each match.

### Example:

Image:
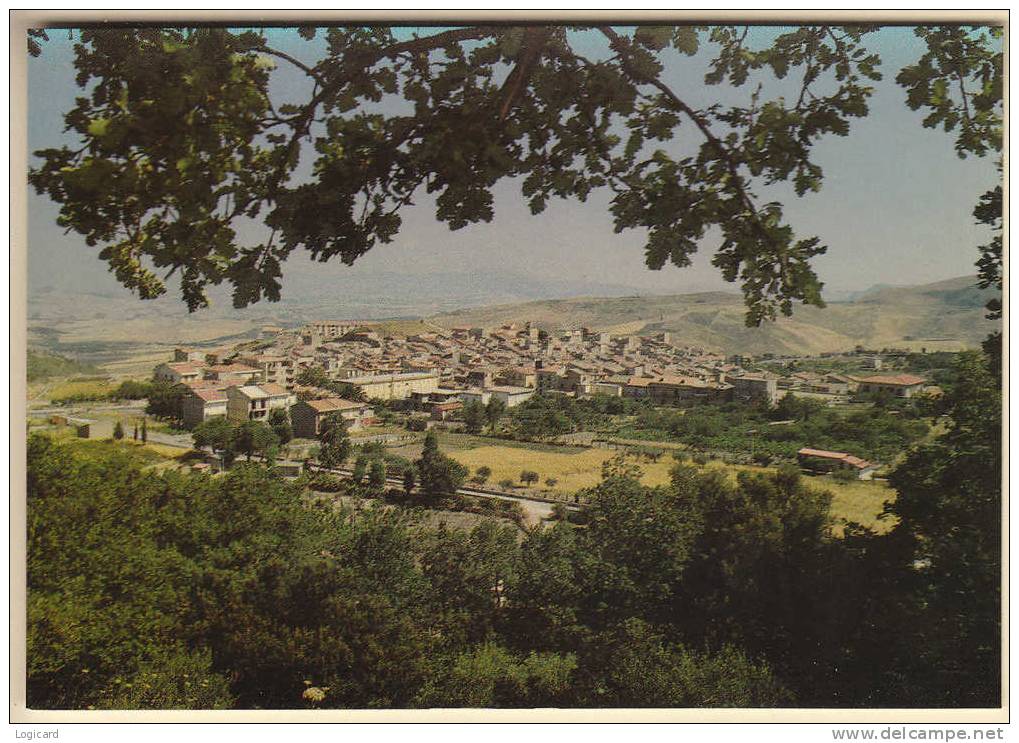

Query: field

[47,378,117,402]
[449,444,896,533]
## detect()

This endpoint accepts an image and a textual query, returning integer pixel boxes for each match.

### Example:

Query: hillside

[430,276,999,356]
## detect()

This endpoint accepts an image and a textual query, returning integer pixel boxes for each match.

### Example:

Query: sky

[24,25,1002,310]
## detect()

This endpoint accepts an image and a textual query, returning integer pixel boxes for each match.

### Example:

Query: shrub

[498,478,515,490]
[692,453,709,466]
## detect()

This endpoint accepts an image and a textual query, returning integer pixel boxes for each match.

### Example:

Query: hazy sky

[25,25,1001,305]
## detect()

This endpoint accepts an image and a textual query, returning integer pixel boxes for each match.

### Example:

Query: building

[797,448,879,480]
[732,374,780,405]
[181,387,229,428]
[304,320,362,339]
[487,385,535,408]
[647,376,734,406]
[236,353,292,388]
[459,389,492,406]
[153,361,203,385]
[291,397,375,438]
[346,371,440,401]
[173,347,206,363]
[226,383,295,423]
[204,363,263,386]
[856,374,927,398]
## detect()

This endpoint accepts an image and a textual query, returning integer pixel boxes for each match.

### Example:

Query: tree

[145,381,182,421]
[140,417,147,443]
[878,351,1001,706]
[415,431,468,502]
[472,466,492,486]
[192,417,235,455]
[232,420,279,461]
[31,25,999,324]
[461,400,486,434]
[498,478,515,491]
[544,477,558,488]
[112,421,124,440]
[403,467,416,496]
[520,470,539,487]
[369,459,387,493]
[267,408,293,445]
[132,422,139,441]
[317,413,351,469]
[484,398,506,433]
[351,456,368,484]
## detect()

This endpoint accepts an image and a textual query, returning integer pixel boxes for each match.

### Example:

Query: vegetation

[27,350,98,382]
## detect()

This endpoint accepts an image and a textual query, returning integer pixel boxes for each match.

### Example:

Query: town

[134,318,934,487]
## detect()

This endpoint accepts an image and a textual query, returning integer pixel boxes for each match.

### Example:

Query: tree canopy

[27,24,1001,324]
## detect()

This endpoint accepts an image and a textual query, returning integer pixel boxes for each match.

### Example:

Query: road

[306,463,574,525]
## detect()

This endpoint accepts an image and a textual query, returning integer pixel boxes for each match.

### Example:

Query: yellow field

[449,445,896,533]
[48,378,116,401]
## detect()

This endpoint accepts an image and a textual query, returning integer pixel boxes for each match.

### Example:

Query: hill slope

[430,276,999,356]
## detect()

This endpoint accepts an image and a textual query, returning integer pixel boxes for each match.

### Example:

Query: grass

[447,444,896,533]
[48,378,116,402]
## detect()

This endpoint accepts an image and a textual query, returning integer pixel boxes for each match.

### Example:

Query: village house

[204,363,263,386]
[236,353,292,388]
[731,374,780,405]
[181,387,229,428]
[345,371,440,401]
[226,383,295,423]
[459,389,492,406]
[856,374,927,398]
[797,447,879,480]
[647,375,734,406]
[487,385,535,408]
[154,361,203,385]
[291,397,375,438]
[173,347,206,363]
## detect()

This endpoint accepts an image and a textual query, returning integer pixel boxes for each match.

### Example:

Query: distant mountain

[429,275,999,356]
[27,274,998,362]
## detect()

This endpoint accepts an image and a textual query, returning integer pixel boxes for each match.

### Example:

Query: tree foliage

[28,24,1003,324]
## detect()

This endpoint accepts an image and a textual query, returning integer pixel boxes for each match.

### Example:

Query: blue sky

[25,25,1002,305]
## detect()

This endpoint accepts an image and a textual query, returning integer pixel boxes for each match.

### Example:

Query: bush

[831,467,860,483]
[692,453,709,466]
[498,478,515,490]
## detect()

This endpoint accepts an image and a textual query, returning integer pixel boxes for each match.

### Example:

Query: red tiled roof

[190,387,228,402]
[303,397,368,413]
[797,448,873,469]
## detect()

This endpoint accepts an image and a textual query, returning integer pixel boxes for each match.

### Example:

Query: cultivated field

[449,444,896,533]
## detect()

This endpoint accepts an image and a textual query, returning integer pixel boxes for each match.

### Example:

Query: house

[797,448,879,480]
[173,347,206,363]
[498,366,537,389]
[430,400,463,421]
[204,363,263,385]
[856,374,927,398]
[154,361,203,385]
[487,385,535,408]
[182,387,229,428]
[226,383,295,423]
[459,389,492,406]
[731,374,780,405]
[647,376,734,406]
[304,320,362,339]
[291,397,375,438]
[623,376,653,399]
[345,371,440,401]
[236,354,292,388]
